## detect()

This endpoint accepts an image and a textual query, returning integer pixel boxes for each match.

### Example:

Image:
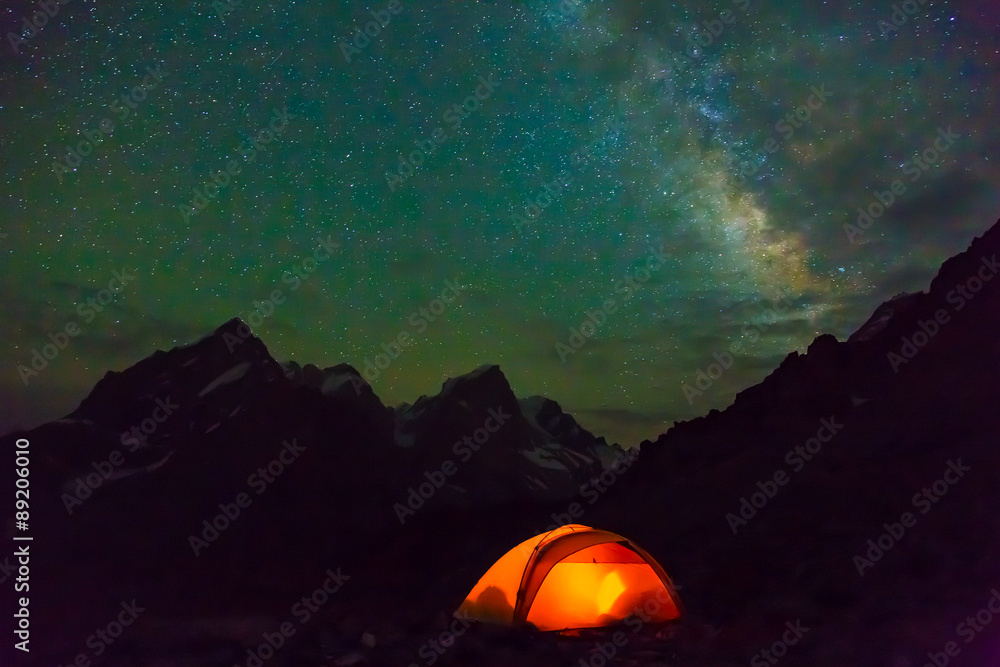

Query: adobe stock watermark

[61,396,178,514]
[576,587,682,667]
[385,74,500,192]
[682,290,796,404]
[853,459,970,576]
[16,268,136,386]
[683,0,753,61]
[213,0,242,19]
[726,416,844,535]
[877,0,931,36]
[577,627,629,665]
[568,122,621,171]
[556,245,668,362]
[178,106,295,222]
[7,0,73,55]
[12,544,29,652]
[614,0,751,136]
[234,567,350,667]
[921,587,1000,667]
[509,121,622,236]
[542,0,584,27]
[355,278,465,386]
[750,620,809,667]
[525,447,642,542]
[844,126,959,243]
[886,254,998,372]
[55,600,145,667]
[511,122,620,236]
[393,406,511,524]
[0,553,19,585]
[188,438,307,556]
[410,610,475,666]
[425,579,676,666]
[509,169,575,235]
[53,64,166,183]
[340,0,403,63]
[731,84,831,184]
[120,396,179,449]
[220,235,341,351]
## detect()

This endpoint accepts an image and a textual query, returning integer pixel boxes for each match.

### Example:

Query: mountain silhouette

[2,217,999,665]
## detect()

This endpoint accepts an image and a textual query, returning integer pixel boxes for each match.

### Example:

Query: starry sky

[1,0,999,446]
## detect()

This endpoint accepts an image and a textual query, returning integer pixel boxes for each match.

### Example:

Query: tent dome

[456,524,681,631]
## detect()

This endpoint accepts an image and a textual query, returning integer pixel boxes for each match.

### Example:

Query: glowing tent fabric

[456,524,681,631]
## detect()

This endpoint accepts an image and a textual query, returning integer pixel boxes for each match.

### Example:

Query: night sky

[1,0,998,445]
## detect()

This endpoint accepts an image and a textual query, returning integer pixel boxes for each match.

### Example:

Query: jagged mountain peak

[847,292,921,343]
[69,316,284,424]
[519,394,614,450]
[927,218,1000,296]
[645,217,1000,454]
[439,363,509,398]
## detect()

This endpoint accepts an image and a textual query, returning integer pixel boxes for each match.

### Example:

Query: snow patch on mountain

[521,446,571,472]
[198,362,251,397]
[848,292,920,343]
[321,372,356,396]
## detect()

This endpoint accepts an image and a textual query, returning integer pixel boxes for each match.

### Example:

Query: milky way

[1,0,998,444]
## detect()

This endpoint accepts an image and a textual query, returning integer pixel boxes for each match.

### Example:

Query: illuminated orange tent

[456,524,681,631]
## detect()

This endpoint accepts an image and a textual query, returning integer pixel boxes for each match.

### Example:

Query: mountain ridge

[2,217,999,666]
